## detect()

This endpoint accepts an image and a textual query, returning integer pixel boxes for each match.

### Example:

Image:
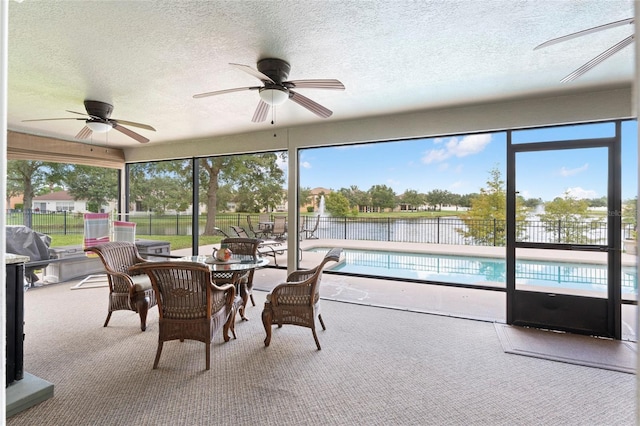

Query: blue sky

[298,120,638,202]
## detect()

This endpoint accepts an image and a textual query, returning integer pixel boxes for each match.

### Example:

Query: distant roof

[32,190,75,201]
[311,187,331,195]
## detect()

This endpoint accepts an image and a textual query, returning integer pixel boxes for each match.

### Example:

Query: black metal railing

[5,210,636,247]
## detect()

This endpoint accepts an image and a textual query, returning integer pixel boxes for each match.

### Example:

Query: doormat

[70,274,108,290]
[494,323,636,374]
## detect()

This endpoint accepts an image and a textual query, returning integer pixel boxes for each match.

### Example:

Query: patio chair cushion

[130,274,153,292]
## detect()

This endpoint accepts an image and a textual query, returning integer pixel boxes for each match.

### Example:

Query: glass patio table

[176,255,269,320]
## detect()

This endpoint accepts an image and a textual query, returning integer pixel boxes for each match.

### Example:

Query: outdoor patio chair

[262,247,343,350]
[129,261,239,370]
[85,241,157,331]
[271,216,287,240]
[302,214,320,239]
[258,213,271,233]
[213,227,231,238]
[230,225,251,238]
[247,215,269,238]
[220,237,262,319]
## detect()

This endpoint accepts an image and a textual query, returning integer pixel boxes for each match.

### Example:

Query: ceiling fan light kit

[85,120,113,133]
[259,87,289,105]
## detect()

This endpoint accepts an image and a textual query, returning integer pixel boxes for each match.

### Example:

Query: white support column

[1,0,9,417]
[286,128,298,274]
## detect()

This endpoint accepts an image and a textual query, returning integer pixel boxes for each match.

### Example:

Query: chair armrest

[103,270,137,294]
[210,282,236,309]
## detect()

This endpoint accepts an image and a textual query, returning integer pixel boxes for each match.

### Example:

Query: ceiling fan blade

[112,123,150,144]
[65,110,90,117]
[252,100,270,123]
[22,117,85,122]
[286,79,345,90]
[535,17,634,50]
[560,35,634,83]
[111,119,156,131]
[289,91,332,118]
[193,86,260,99]
[75,126,92,140]
[230,63,274,83]
[67,109,107,121]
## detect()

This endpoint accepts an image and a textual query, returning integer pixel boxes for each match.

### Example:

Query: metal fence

[5,210,636,247]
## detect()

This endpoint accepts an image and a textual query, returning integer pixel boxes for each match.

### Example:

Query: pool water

[308,248,637,294]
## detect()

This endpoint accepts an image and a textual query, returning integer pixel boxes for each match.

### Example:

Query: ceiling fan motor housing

[257,58,291,83]
[84,100,113,119]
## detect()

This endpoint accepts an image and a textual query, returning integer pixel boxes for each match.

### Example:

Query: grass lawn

[47,234,223,250]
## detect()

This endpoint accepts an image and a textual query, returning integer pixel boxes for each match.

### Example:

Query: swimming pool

[308,247,637,294]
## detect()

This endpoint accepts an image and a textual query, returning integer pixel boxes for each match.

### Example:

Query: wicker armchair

[262,247,342,350]
[85,241,157,331]
[219,237,261,320]
[129,261,239,370]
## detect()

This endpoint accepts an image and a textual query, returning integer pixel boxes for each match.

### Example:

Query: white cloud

[559,163,588,177]
[276,157,288,172]
[421,134,491,164]
[300,161,312,169]
[564,186,598,199]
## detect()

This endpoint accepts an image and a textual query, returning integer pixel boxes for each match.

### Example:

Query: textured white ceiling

[7,0,636,148]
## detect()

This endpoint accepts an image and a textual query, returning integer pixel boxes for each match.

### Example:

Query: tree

[299,187,313,208]
[62,165,118,212]
[198,153,286,234]
[622,197,637,226]
[325,192,351,217]
[129,154,285,234]
[400,189,425,211]
[459,167,526,245]
[129,161,192,214]
[338,185,370,210]
[540,191,595,244]
[368,184,396,212]
[425,189,451,211]
[588,196,608,208]
[6,160,63,227]
[523,197,543,210]
[457,193,477,209]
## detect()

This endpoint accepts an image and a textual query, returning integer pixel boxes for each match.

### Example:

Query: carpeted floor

[7,280,637,425]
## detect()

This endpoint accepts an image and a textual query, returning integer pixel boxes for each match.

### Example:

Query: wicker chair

[262,247,342,350]
[85,241,157,331]
[219,237,261,320]
[129,261,239,370]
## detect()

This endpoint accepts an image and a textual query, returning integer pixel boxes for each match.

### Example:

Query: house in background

[31,190,114,213]
[6,194,24,210]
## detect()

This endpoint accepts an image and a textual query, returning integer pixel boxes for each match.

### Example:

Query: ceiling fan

[193,58,345,122]
[23,100,156,143]
[535,17,634,83]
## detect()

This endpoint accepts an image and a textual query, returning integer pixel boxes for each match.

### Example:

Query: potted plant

[623,230,637,255]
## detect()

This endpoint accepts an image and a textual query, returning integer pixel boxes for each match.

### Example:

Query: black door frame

[506,122,622,339]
